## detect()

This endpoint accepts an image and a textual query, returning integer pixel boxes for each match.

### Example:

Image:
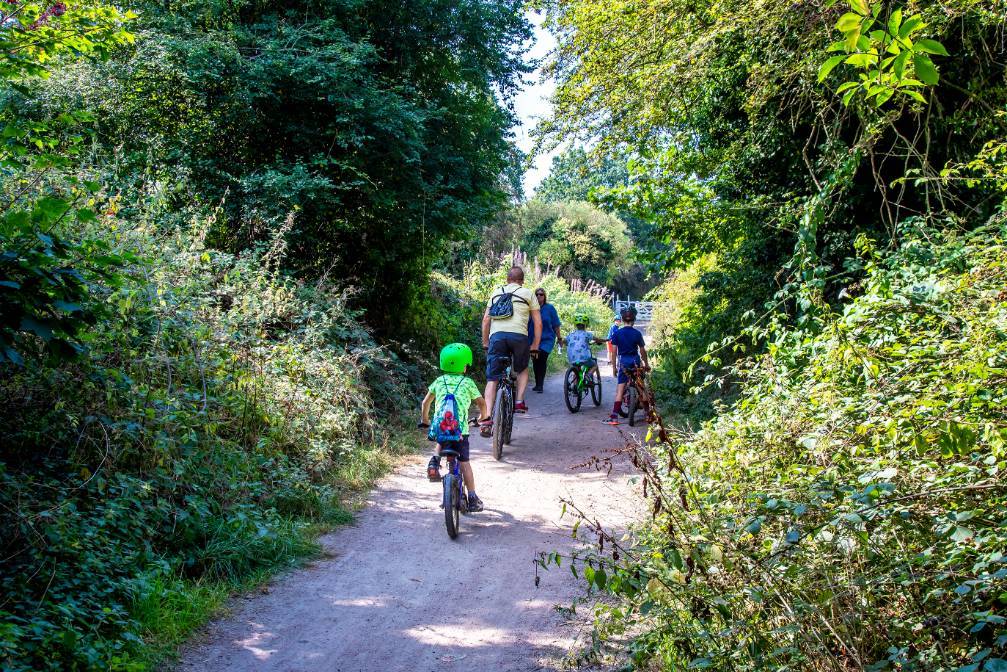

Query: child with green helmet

[419,343,488,512]
[565,311,603,376]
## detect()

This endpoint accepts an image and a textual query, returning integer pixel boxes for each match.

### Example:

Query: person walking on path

[479,266,541,436]
[606,315,621,378]
[529,288,561,392]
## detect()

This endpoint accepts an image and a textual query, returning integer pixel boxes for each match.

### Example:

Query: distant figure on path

[529,288,561,392]
[480,266,541,437]
[606,315,621,377]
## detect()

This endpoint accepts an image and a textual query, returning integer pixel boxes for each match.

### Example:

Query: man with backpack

[479,266,541,437]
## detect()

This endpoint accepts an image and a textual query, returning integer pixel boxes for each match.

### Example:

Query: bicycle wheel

[501,384,514,446]
[492,386,508,460]
[590,367,602,406]
[564,367,582,413]
[627,385,640,427]
[443,474,460,539]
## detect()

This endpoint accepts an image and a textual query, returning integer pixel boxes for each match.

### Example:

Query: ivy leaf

[915,38,949,56]
[913,55,939,85]
[818,55,847,82]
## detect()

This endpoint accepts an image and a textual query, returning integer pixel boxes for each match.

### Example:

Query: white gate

[612,297,667,322]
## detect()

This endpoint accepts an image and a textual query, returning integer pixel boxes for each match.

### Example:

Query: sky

[512,12,560,197]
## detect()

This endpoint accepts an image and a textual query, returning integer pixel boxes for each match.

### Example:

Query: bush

[562,222,1007,670]
[0,213,416,671]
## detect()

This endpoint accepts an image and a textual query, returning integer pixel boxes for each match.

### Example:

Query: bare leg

[460,461,475,493]
[615,382,627,403]
[515,367,529,401]
[483,380,498,417]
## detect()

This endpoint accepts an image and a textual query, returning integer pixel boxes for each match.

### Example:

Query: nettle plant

[818,0,949,107]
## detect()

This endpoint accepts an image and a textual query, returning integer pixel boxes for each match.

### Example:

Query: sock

[468,491,477,499]
[612,401,621,415]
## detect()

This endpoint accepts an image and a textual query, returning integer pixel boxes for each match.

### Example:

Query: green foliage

[30,0,531,334]
[819,0,949,107]
[0,213,416,670]
[0,1,134,364]
[498,200,633,286]
[562,223,1007,670]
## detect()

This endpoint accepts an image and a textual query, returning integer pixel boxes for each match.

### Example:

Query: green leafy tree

[32,0,531,334]
[516,200,632,286]
[0,1,134,363]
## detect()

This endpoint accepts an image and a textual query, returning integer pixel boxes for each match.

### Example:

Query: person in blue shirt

[528,288,562,392]
[606,306,649,424]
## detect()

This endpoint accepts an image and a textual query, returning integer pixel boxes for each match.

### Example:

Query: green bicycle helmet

[573,310,591,325]
[439,343,473,374]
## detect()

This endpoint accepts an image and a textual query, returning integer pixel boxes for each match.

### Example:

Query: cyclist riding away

[420,343,488,512]
[480,266,541,437]
[607,307,650,425]
[565,311,601,376]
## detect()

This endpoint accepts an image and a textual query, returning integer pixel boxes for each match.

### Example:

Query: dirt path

[178,363,640,672]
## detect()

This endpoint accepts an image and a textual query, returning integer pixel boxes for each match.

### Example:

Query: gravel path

[177,363,640,672]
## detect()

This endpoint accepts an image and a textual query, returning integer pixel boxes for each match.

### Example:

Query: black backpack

[488,286,528,321]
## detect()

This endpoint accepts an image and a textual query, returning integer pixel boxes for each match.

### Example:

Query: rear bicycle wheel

[564,368,581,413]
[627,385,640,427]
[501,384,514,446]
[492,387,508,460]
[590,367,602,406]
[443,474,460,539]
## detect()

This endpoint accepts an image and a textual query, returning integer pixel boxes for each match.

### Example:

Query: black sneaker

[426,457,441,482]
[467,494,484,512]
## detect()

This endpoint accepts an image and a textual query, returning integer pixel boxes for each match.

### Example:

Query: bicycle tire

[563,367,582,413]
[443,474,460,539]
[492,387,507,460]
[502,384,514,446]
[590,367,602,406]
[628,385,639,427]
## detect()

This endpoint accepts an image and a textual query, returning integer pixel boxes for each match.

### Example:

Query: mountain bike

[491,357,515,460]
[563,360,602,413]
[440,444,468,539]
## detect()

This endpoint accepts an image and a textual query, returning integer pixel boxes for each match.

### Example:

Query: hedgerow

[557,221,1007,670]
[0,214,415,670]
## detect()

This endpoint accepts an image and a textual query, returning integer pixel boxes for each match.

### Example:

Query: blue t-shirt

[528,302,561,352]
[607,323,620,340]
[610,326,645,363]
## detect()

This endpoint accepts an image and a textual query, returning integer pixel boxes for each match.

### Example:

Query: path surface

[177,363,640,672]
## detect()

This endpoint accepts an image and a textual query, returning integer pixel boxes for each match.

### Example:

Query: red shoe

[514,401,528,413]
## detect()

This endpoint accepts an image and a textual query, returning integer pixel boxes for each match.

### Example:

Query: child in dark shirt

[606,307,649,424]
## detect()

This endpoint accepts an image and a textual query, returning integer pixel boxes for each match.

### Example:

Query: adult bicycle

[490,356,516,460]
[563,360,602,413]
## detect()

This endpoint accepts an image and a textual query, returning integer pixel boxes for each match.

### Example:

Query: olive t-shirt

[488,283,538,336]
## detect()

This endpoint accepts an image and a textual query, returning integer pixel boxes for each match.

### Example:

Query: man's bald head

[507,266,525,284]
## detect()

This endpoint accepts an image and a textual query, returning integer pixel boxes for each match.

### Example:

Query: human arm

[481,307,491,349]
[420,390,435,425]
[639,343,650,369]
[530,309,542,351]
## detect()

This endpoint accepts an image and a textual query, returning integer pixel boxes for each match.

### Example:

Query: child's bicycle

[417,423,470,540]
[490,356,516,461]
[439,443,468,539]
[563,360,602,413]
[617,363,650,427]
